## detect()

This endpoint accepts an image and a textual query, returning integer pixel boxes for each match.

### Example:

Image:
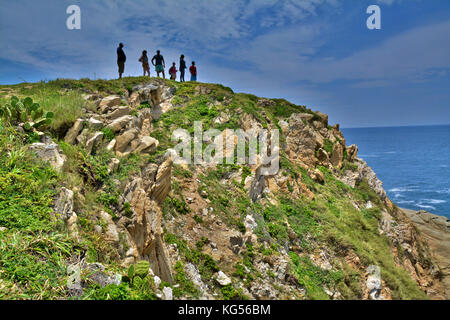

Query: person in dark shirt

[151,50,165,79]
[179,54,187,82]
[189,61,197,82]
[117,43,126,79]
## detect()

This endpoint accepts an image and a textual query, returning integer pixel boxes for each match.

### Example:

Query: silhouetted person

[169,62,177,80]
[138,50,151,77]
[117,43,126,79]
[189,61,197,82]
[151,50,165,79]
[179,54,187,82]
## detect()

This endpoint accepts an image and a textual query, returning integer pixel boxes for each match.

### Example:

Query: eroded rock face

[115,157,174,283]
[402,209,450,299]
[338,158,387,201]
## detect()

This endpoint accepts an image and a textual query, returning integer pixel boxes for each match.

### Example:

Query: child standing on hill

[138,50,150,77]
[169,62,177,80]
[189,61,197,82]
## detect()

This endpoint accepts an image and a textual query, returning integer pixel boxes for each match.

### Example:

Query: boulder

[29,140,66,172]
[64,119,85,144]
[106,106,130,120]
[216,271,232,286]
[99,95,121,113]
[54,187,74,221]
[107,115,134,133]
[115,128,138,154]
[85,131,104,155]
[134,136,159,154]
[88,117,103,130]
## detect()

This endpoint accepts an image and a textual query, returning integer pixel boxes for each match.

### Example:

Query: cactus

[134,260,150,278]
[0,96,53,132]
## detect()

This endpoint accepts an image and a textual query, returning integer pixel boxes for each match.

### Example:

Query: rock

[330,143,344,168]
[314,111,328,126]
[257,98,276,107]
[366,201,373,209]
[134,136,159,154]
[99,211,120,244]
[29,141,66,172]
[128,84,162,109]
[154,276,161,288]
[108,158,120,173]
[150,157,172,206]
[85,131,104,155]
[67,212,79,240]
[64,119,85,144]
[244,215,258,232]
[106,139,116,151]
[162,287,173,300]
[346,144,358,161]
[216,271,232,286]
[107,106,130,120]
[99,95,121,113]
[115,128,138,154]
[54,187,74,221]
[88,117,103,130]
[366,265,384,300]
[402,209,450,298]
[316,148,329,164]
[107,115,134,133]
[311,169,325,184]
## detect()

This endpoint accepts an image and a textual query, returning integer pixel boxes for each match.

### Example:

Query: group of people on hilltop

[117,43,197,82]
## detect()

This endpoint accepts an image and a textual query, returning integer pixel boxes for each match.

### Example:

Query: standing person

[117,43,126,79]
[151,50,165,79]
[189,61,197,82]
[138,50,151,77]
[169,62,177,80]
[179,54,187,82]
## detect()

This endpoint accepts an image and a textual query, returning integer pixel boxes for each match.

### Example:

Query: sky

[0,0,449,128]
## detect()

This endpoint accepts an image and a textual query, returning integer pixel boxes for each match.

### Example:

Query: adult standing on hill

[117,43,126,79]
[151,50,165,79]
[179,54,187,82]
[189,61,197,82]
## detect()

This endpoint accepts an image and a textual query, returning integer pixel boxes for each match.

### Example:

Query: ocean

[342,125,450,218]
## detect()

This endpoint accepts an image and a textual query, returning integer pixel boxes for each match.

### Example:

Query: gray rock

[216,271,232,286]
[29,141,66,172]
[162,286,173,300]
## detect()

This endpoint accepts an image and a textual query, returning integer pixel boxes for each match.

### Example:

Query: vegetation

[0,77,431,300]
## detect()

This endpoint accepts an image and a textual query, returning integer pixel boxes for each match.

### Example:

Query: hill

[0,77,446,300]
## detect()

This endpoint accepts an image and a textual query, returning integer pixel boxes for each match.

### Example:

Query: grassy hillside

[0,77,432,300]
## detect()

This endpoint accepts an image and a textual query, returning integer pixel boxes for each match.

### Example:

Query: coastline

[401,208,450,298]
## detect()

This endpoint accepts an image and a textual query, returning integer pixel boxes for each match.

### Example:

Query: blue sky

[0,0,449,128]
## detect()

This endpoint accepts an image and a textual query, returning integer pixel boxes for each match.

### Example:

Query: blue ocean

[342,125,450,218]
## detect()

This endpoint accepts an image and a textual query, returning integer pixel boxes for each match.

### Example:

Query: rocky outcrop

[402,209,450,299]
[115,157,174,283]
